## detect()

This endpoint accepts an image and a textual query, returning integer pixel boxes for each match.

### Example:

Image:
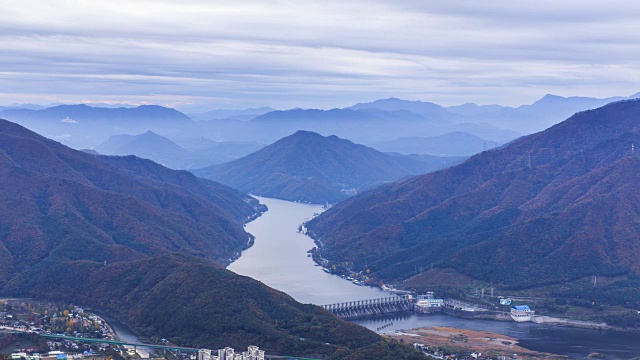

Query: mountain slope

[0,119,423,359]
[0,118,263,271]
[306,99,640,290]
[13,254,423,359]
[194,131,460,203]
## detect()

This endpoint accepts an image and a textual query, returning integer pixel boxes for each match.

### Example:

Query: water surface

[353,314,640,359]
[229,196,390,304]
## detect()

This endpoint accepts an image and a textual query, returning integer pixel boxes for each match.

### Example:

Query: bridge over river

[39,334,322,360]
[321,296,414,319]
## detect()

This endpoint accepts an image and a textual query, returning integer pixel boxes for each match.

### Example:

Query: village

[0,298,130,360]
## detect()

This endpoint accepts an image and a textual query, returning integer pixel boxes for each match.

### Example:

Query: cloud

[0,1,639,108]
[61,117,78,123]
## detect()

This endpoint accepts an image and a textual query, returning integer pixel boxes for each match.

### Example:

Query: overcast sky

[1,0,639,110]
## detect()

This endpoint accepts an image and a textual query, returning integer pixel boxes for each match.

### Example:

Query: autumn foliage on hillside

[307,99,640,292]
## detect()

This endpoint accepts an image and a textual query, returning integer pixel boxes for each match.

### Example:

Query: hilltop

[194,130,462,203]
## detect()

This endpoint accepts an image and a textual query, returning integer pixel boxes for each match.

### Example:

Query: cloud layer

[1,0,639,109]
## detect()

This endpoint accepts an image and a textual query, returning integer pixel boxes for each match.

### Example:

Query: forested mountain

[0,119,423,359]
[194,131,461,203]
[12,254,423,359]
[372,132,500,156]
[0,119,263,269]
[306,99,640,293]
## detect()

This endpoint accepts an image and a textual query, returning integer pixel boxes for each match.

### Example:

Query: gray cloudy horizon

[1,0,639,110]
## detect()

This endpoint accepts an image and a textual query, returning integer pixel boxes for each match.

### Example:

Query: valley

[5,2,640,359]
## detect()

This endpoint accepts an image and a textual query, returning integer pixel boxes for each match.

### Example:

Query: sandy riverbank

[392,326,565,359]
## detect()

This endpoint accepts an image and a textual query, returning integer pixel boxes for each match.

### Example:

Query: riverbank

[95,312,152,358]
[229,196,389,304]
[392,326,564,359]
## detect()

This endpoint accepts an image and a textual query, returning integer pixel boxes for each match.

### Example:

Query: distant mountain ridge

[194,130,463,203]
[446,93,640,133]
[4,92,638,157]
[351,93,640,134]
[1,104,192,124]
[0,104,195,148]
[350,97,452,118]
[306,99,640,293]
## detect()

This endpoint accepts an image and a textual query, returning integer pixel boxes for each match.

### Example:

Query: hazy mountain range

[3,93,637,160]
[188,107,275,122]
[0,104,196,148]
[235,107,520,145]
[95,131,263,169]
[194,131,464,203]
[306,99,640,295]
[0,118,421,359]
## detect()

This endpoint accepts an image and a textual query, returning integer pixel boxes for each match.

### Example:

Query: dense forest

[307,99,640,299]
[7,254,424,358]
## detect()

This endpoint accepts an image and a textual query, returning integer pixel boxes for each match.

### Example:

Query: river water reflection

[229,196,389,304]
[229,197,640,359]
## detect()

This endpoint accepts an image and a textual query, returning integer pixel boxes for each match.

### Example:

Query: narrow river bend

[228,196,389,305]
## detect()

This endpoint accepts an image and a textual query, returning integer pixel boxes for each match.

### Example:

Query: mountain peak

[535,94,566,103]
[290,129,322,137]
[141,130,161,137]
[194,131,456,203]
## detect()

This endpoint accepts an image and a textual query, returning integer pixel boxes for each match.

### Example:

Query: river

[228,196,389,304]
[97,313,153,359]
[229,196,640,359]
